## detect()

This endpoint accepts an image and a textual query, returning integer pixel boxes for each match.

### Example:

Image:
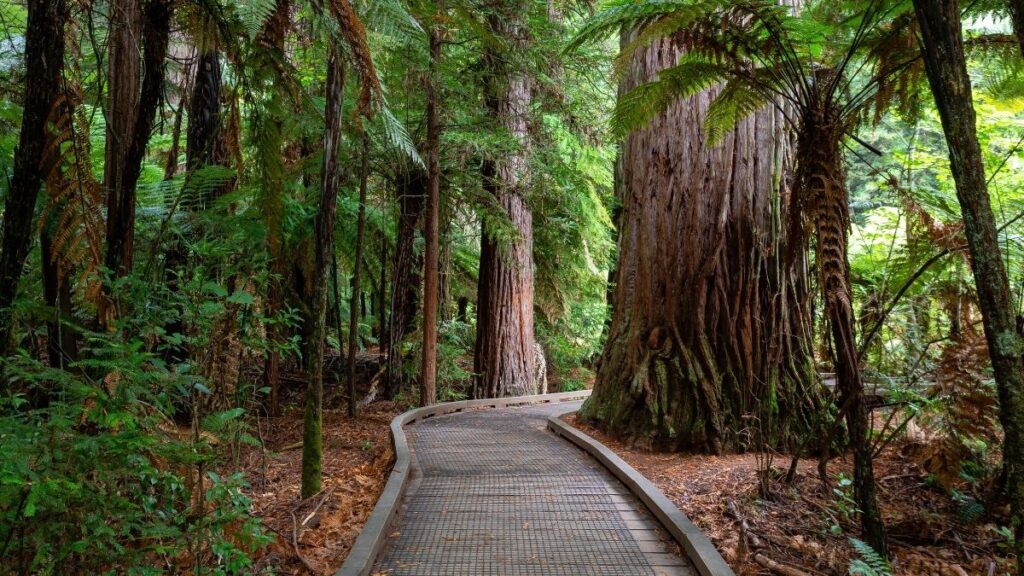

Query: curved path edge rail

[547,412,735,576]
[335,390,593,576]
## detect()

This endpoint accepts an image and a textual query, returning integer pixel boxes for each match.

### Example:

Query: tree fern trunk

[582,33,822,452]
[301,54,345,498]
[384,166,425,399]
[0,0,68,358]
[797,110,887,556]
[473,1,537,399]
[914,1,1024,570]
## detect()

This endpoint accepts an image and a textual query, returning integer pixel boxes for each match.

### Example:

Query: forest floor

[567,415,1013,576]
[237,398,401,575]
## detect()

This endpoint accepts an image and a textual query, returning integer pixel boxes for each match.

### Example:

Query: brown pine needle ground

[240,401,401,575]
[566,414,1012,576]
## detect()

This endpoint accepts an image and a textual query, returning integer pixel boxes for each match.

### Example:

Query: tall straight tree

[256,0,291,416]
[913,1,1024,569]
[302,54,344,498]
[102,0,174,329]
[421,0,444,407]
[346,132,369,417]
[474,0,537,399]
[0,0,69,358]
[580,30,821,454]
[299,0,380,497]
[384,165,425,399]
[97,0,141,328]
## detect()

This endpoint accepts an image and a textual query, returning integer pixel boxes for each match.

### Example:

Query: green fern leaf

[611,56,728,137]
[704,78,773,146]
[847,538,892,576]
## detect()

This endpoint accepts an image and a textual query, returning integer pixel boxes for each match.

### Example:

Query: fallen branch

[290,510,317,573]
[754,553,813,576]
[302,488,335,527]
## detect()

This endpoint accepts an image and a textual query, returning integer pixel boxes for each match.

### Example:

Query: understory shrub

[0,336,271,575]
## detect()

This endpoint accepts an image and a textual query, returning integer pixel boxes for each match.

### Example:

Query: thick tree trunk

[347,132,369,417]
[421,9,443,407]
[581,34,821,452]
[473,3,537,399]
[301,54,344,498]
[0,0,68,358]
[914,1,1024,570]
[797,109,887,556]
[102,0,173,319]
[383,167,425,399]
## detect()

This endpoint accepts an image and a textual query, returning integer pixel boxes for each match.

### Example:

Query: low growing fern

[847,538,892,576]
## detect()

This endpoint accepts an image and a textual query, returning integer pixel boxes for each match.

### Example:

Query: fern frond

[566,0,710,53]
[235,0,278,40]
[704,77,772,146]
[361,0,423,37]
[611,10,717,79]
[372,104,425,169]
[611,56,728,137]
[847,538,892,576]
[323,0,382,115]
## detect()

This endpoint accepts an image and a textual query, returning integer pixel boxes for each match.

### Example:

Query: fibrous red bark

[473,2,537,399]
[582,34,822,452]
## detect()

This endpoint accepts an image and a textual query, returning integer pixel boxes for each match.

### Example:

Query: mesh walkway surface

[372,401,696,575]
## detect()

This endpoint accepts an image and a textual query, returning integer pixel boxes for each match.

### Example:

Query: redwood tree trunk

[914,1,1024,569]
[421,7,443,407]
[581,34,821,452]
[104,0,173,289]
[0,0,68,358]
[98,0,141,328]
[473,2,537,399]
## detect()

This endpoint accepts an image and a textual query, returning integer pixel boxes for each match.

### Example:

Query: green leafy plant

[848,537,893,576]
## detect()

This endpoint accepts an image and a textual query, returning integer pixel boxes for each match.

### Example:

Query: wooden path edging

[547,412,736,576]
[335,390,593,576]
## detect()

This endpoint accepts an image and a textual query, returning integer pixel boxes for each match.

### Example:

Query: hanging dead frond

[39,37,105,307]
[314,0,382,117]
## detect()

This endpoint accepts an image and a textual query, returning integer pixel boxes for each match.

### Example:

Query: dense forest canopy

[3,0,1024,573]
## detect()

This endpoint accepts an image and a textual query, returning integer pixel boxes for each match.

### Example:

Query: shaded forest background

[2,0,1024,574]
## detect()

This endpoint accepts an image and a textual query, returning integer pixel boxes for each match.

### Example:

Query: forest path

[372,401,696,575]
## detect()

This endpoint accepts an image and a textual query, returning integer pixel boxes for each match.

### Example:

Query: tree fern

[359,0,423,37]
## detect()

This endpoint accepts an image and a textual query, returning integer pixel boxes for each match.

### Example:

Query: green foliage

[611,56,728,137]
[848,538,893,575]
[0,341,271,574]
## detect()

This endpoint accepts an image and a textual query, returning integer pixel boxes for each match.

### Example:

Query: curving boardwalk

[372,401,696,575]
